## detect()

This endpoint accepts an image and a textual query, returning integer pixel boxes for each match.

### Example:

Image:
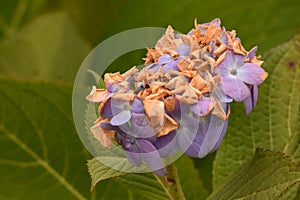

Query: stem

[155,163,185,200]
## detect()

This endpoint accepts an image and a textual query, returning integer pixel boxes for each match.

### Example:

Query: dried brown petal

[190,74,207,91]
[104,72,124,84]
[86,86,108,102]
[143,99,165,133]
[157,114,178,137]
[164,96,176,111]
[90,118,115,149]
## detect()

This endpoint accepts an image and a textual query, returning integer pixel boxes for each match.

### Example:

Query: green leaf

[0,12,90,82]
[87,157,126,191]
[0,77,138,199]
[176,155,209,200]
[208,148,300,200]
[0,78,88,199]
[212,32,300,196]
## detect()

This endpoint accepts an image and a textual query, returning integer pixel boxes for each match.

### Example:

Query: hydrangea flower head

[86,18,268,176]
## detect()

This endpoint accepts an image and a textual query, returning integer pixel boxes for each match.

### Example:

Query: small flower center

[129,138,135,144]
[230,68,237,76]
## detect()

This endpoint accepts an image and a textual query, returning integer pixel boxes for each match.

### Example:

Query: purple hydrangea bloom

[216,50,267,102]
[86,18,268,176]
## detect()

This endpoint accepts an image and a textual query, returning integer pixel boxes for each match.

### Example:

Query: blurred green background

[1,0,300,82]
[0,0,300,199]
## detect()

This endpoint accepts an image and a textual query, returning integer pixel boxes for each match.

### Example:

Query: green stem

[155,163,185,200]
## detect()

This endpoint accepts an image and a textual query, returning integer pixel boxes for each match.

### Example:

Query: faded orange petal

[143,99,165,133]
[104,72,124,84]
[178,58,192,71]
[251,56,264,67]
[143,48,165,65]
[155,25,176,50]
[214,43,227,56]
[190,74,207,91]
[112,90,135,101]
[232,40,247,55]
[157,114,178,137]
[86,86,108,102]
[212,101,227,120]
[216,51,227,66]
[90,118,115,149]
[122,66,138,79]
[164,96,175,111]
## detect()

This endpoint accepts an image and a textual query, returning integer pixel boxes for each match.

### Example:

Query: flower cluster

[86,18,268,176]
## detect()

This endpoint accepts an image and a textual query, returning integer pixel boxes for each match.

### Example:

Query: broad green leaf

[176,155,209,200]
[0,78,138,199]
[208,148,300,200]
[212,32,300,196]
[0,12,90,82]
[0,78,89,199]
[87,157,126,191]
[87,150,209,200]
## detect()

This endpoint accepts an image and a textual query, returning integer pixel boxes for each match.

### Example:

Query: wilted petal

[90,118,115,148]
[238,63,268,85]
[138,139,166,176]
[86,86,109,102]
[243,85,258,115]
[221,76,250,102]
[143,99,165,133]
[157,114,178,137]
[110,110,131,126]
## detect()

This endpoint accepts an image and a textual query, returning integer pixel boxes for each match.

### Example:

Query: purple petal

[110,110,131,126]
[100,121,116,130]
[247,46,258,60]
[138,139,166,176]
[217,51,245,76]
[176,44,190,56]
[177,115,199,152]
[100,98,113,119]
[131,98,144,113]
[158,54,173,65]
[145,63,160,73]
[131,113,156,138]
[221,76,250,102]
[184,118,210,157]
[163,58,182,72]
[122,137,142,167]
[197,114,227,157]
[210,103,230,152]
[243,85,258,115]
[190,97,213,116]
[110,99,129,115]
[238,63,266,85]
[153,130,177,157]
